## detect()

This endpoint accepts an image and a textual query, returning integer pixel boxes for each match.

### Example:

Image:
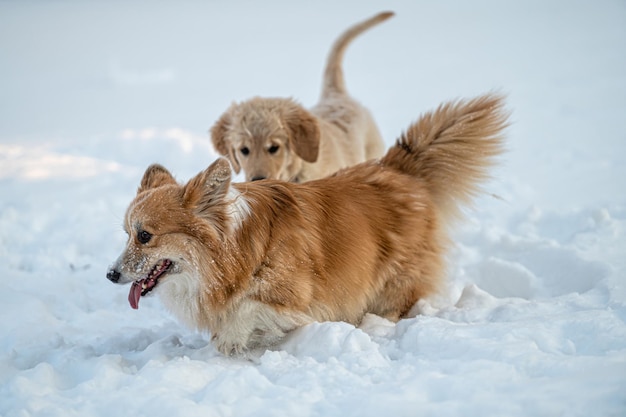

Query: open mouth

[128,259,172,310]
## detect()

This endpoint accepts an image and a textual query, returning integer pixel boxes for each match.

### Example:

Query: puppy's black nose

[251,176,266,181]
[107,269,121,283]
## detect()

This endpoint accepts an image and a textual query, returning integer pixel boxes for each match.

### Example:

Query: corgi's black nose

[251,176,266,181]
[107,269,121,283]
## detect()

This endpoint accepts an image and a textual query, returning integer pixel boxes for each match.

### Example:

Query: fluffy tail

[321,11,394,97]
[380,93,509,222]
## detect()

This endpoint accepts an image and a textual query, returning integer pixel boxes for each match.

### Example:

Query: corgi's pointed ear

[138,164,176,194]
[285,105,320,163]
[183,158,232,214]
[210,109,241,174]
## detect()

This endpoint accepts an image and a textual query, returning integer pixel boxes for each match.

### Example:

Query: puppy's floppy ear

[210,109,241,173]
[285,106,320,163]
[183,158,232,216]
[137,164,177,194]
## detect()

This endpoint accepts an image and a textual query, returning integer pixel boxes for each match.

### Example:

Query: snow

[1,1,625,416]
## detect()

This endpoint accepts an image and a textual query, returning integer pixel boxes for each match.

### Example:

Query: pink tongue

[128,281,143,310]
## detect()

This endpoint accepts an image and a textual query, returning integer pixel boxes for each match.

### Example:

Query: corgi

[107,93,508,356]
[209,12,391,182]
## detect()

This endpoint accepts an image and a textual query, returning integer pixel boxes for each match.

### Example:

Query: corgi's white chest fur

[158,272,309,355]
[158,272,203,330]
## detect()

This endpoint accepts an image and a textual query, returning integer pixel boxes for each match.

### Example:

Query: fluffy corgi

[209,12,391,182]
[107,93,508,356]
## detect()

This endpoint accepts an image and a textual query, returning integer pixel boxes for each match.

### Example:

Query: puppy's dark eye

[268,145,280,154]
[240,147,250,156]
[138,230,152,244]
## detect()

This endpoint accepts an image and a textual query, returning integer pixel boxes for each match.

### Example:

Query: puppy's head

[106,158,236,309]
[210,97,320,182]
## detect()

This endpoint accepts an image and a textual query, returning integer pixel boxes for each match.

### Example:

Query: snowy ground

[1,1,625,416]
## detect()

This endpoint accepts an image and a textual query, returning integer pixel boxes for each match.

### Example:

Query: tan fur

[108,93,509,356]
[210,12,392,182]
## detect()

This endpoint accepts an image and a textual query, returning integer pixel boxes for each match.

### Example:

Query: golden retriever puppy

[210,12,392,182]
[107,93,508,356]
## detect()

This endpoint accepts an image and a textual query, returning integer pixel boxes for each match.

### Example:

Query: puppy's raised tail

[380,93,509,223]
[322,11,394,98]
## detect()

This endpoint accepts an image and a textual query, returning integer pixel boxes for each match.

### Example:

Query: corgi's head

[106,158,247,310]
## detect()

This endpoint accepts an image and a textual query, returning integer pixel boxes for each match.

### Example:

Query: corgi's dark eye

[240,147,250,156]
[138,230,152,244]
[268,145,279,154]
